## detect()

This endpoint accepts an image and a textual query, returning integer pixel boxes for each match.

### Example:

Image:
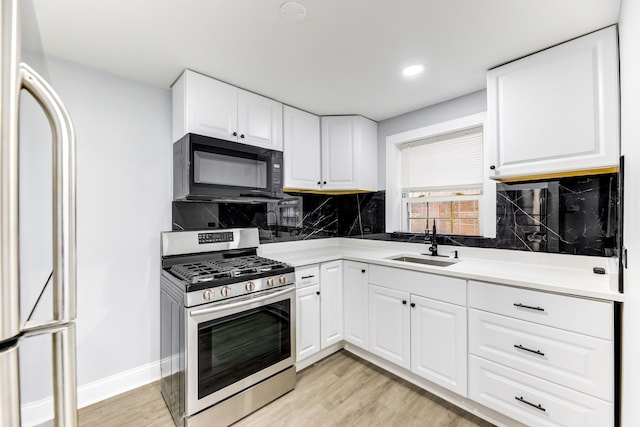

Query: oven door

[185,285,295,416]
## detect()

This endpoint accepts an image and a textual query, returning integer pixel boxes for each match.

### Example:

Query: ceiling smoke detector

[280,1,307,23]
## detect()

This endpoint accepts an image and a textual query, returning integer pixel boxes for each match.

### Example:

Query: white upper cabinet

[172,70,283,150]
[487,26,619,180]
[237,89,283,150]
[284,114,378,191]
[173,70,237,143]
[321,116,378,191]
[283,106,321,189]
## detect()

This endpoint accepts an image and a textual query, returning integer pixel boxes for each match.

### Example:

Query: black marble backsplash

[172,191,385,242]
[383,174,618,257]
[172,173,618,257]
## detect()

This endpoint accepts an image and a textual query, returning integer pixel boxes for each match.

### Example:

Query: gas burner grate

[170,255,289,284]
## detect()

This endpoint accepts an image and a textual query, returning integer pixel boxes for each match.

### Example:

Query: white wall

[619,2,640,425]
[376,90,487,190]
[18,53,172,424]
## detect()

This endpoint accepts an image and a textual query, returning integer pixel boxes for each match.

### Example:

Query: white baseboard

[21,360,161,427]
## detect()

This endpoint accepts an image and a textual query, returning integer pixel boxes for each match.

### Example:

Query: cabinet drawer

[296,265,320,288]
[369,265,466,306]
[469,309,613,401]
[469,356,612,427]
[468,281,613,339]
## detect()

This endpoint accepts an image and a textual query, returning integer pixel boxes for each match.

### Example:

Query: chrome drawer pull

[514,344,545,357]
[513,303,545,312]
[515,396,546,412]
[301,275,315,279]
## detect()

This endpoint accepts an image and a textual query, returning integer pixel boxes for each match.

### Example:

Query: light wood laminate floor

[76,351,494,427]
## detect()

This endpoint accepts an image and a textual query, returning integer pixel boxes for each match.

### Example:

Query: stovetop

[169,255,293,287]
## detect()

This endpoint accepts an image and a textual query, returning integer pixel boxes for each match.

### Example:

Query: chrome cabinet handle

[513,303,545,312]
[514,344,545,357]
[515,396,546,412]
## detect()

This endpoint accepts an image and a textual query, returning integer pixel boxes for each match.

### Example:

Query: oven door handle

[189,286,295,317]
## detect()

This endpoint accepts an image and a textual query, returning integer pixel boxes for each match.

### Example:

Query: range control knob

[245,281,256,292]
[267,278,275,287]
[279,275,287,284]
[220,286,231,297]
[203,289,214,301]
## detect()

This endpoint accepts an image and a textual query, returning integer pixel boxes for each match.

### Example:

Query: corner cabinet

[172,70,283,150]
[486,26,619,181]
[283,113,378,192]
[321,116,378,191]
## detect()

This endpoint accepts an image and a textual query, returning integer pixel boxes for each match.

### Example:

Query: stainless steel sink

[389,255,458,267]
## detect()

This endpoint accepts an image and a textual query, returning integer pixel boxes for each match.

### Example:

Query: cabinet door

[411,295,467,397]
[238,89,283,150]
[296,284,320,361]
[320,261,343,349]
[368,284,410,369]
[321,116,357,190]
[183,70,238,143]
[283,106,321,190]
[343,261,368,349]
[487,26,619,180]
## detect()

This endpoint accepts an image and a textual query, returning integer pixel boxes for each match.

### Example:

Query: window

[400,127,483,236]
[403,190,480,234]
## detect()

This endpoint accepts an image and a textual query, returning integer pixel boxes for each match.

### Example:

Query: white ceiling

[24,0,619,121]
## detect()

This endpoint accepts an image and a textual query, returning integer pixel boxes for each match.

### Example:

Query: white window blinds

[400,127,483,191]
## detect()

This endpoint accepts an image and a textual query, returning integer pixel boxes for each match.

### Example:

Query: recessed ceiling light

[280,1,307,23]
[402,64,424,77]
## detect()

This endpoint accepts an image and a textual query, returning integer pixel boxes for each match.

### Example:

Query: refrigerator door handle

[20,62,77,323]
[20,62,78,427]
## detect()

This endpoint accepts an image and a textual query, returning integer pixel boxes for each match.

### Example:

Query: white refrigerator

[0,0,78,425]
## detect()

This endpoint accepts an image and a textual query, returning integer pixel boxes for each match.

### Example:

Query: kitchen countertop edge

[260,239,623,302]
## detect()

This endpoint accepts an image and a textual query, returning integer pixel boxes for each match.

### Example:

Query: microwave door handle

[190,286,295,317]
[20,62,78,427]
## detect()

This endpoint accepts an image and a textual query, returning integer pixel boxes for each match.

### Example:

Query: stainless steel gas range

[160,228,296,427]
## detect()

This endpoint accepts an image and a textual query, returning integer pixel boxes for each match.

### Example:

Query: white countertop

[260,238,623,302]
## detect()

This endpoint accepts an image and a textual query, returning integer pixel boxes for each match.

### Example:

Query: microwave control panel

[198,232,234,244]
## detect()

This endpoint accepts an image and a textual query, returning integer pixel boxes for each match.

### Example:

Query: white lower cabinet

[296,284,320,361]
[468,281,615,427]
[468,308,613,401]
[366,266,467,396]
[411,295,467,397]
[320,261,343,349]
[295,261,343,362]
[368,284,410,369]
[469,356,612,427]
[343,261,369,349]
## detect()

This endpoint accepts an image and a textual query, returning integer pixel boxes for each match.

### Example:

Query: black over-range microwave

[173,133,284,202]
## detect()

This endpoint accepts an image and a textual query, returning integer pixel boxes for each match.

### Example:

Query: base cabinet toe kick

[330,263,618,427]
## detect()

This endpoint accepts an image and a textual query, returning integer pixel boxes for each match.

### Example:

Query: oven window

[197,299,291,399]
[194,150,267,189]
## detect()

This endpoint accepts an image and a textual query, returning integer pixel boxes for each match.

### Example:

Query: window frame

[385,112,496,237]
